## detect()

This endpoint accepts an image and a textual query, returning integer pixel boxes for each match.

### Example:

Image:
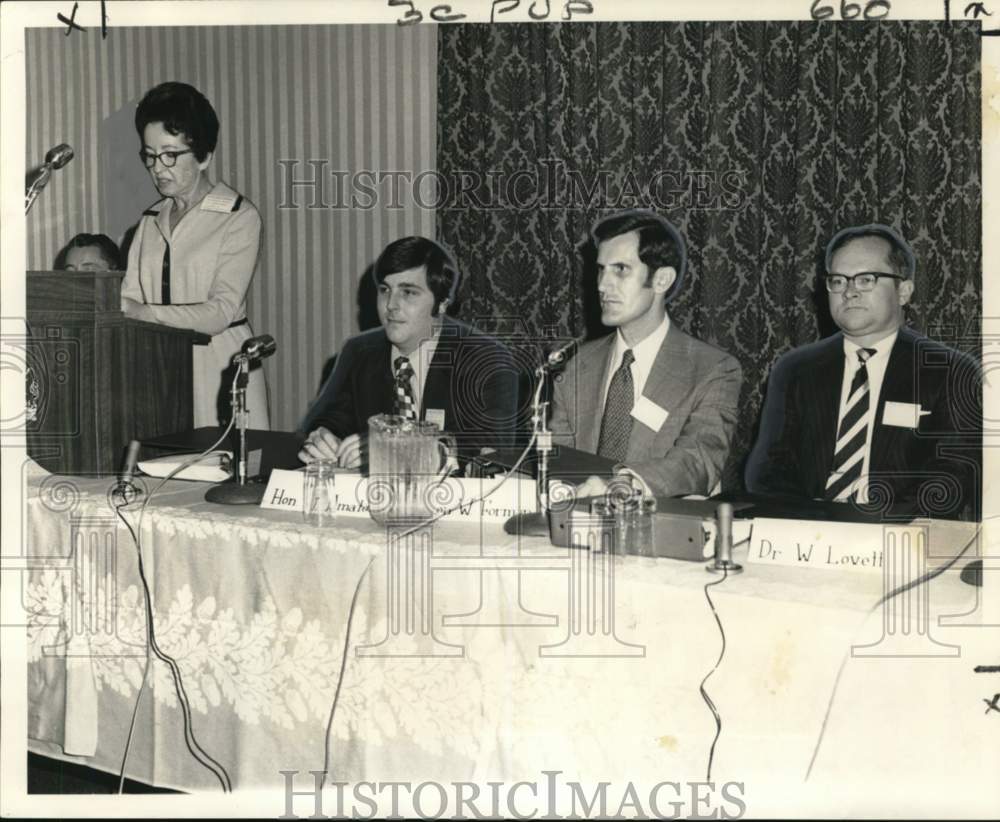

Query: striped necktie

[824,347,877,501]
[393,356,417,421]
[597,349,635,462]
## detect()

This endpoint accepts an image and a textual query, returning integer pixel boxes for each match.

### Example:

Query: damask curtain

[436,22,980,489]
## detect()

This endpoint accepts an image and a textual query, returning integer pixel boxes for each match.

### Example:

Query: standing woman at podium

[121,81,270,429]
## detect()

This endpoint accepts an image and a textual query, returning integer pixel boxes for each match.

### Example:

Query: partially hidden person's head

[372,236,460,355]
[135,81,218,202]
[54,233,122,271]
[590,209,686,342]
[824,223,915,347]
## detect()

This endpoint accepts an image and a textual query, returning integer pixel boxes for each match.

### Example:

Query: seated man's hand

[575,475,609,499]
[298,426,341,464]
[335,433,365,470]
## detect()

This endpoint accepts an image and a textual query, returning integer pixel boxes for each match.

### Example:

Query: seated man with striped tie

[298,236,518,468]
[549,210,743,498]
[745,224,981,520]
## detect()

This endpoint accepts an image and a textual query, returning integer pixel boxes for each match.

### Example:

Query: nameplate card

[747,518,905,574]
[334,474,537,524]
[259,469,305,512]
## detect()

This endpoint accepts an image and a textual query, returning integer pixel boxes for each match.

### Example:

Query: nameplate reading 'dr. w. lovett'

[748,518,912,574]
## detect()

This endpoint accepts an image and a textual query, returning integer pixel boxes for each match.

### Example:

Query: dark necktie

[824,347,877,501]
[597,349,635,462]
[393,356,417,420]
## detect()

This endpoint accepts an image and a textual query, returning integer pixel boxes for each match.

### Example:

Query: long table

[22,465,998,817]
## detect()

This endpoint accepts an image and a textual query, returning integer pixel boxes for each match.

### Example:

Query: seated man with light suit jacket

[549,210,743,498]
[299,236,518,467]
[745,224,981,520]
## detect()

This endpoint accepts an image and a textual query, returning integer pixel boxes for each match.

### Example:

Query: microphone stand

[503,364,554,537]
[205,356,266,504]
[25,166,51,214]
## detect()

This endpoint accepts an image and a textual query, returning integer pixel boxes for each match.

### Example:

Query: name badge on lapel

[882,401,929,429]
[631,395,669,432]
[425,408,446,429]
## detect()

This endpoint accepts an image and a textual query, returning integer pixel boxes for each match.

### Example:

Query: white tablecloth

[24,472,998,816]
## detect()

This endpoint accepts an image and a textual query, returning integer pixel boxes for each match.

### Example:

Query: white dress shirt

[836,330,897,502]
[601,313,671,411]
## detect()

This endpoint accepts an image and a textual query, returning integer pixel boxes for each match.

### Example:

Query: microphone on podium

[26,143,74,214]
[45,143,75,169]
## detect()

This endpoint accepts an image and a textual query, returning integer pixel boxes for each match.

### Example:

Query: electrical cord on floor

[112,414,237,793]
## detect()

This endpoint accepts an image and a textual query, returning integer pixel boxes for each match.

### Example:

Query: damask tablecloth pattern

[24,470,997,815]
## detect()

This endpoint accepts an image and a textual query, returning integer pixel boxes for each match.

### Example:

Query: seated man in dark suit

[549,210,743,498]
[745,224,981,519]
[298,236,518,467]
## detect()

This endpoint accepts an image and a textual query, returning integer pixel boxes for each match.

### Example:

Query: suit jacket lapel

[423,329,454,422]
[869,331,913,472]
[366,333,395,424]
[577,335,616,453]
[625,325,689,462]
[810,337,844,487]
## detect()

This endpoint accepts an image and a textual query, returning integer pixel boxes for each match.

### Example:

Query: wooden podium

[26,270,209,475]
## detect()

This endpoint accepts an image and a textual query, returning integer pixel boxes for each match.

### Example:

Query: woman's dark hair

[54,233,122,270]
[135,82,219,161]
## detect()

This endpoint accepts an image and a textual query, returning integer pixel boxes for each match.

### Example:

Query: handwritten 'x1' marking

[57,2,85,35]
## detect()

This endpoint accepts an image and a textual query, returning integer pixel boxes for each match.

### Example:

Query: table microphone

[545,335,584,369]
[707,501,743,574]
[114,439,144,502]
[239,334,276,362]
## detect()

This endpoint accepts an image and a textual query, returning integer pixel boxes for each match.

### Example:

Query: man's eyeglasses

[824,272,905,293]
[139,149,193,169]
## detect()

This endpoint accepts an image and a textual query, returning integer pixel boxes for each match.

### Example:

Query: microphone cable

[698,533,750,782]
[700,566,729,781]
[112,409,238,793]
[804,523,983,780]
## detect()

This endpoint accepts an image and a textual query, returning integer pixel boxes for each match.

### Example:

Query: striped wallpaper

[25,25,437,431]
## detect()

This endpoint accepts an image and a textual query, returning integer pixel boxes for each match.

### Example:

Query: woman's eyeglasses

[139,149,193,169]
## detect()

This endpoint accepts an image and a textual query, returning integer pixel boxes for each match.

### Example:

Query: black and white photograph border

[1,0,998,818]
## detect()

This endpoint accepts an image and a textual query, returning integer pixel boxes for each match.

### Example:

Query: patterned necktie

[825,347,877,501]
[597,349,635,462]
[393,356,417,420]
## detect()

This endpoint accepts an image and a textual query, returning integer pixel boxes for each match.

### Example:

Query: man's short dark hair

[372,236,460,315]
[135,82,219,162]
[54,233,122,270]
[591,209,687,300]
[825,223,916,281]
